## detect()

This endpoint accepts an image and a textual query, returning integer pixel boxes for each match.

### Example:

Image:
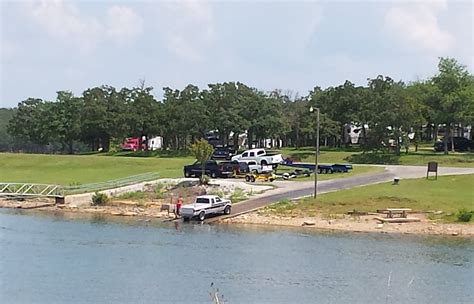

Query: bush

[457,209,473,222]
[92,192,109,205]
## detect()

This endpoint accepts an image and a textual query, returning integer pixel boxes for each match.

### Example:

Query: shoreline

[221,212,474,237]
[1,199,472,237]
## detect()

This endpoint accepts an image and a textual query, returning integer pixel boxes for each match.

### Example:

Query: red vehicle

[121,138,146,151]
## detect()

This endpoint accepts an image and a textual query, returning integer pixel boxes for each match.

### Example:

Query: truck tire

[211,171,218,178]
[261,160,268,166]
[184,171,191,178]
[198,211,206,221]
[224,205,231,215]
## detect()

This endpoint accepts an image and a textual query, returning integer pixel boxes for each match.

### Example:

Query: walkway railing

[0,183,62,198]
[0,172,161,198]
[62,172,161,195]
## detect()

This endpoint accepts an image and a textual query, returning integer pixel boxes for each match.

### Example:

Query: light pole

[309,106,320,199]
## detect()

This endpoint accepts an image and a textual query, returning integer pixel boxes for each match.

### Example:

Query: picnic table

[386,208,412,218]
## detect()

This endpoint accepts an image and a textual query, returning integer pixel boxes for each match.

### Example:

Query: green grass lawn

[279,147,474,168]
[0,153,194,185]
[275,165,385,182]
[266,174,474,222]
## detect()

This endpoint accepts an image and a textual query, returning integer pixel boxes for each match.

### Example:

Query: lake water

[1,209,473,304]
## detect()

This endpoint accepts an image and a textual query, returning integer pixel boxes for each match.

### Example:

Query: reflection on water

[1,209,473,304]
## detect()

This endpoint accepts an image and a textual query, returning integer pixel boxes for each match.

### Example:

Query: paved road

[205,165,474,223]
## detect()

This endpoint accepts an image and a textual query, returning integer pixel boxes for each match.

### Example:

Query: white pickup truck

[180,195,232,221]
[231,148,284,166]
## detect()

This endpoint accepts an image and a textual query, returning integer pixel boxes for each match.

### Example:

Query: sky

[1,0,473,108]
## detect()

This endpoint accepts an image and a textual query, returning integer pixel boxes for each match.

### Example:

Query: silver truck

[180,195,232,221]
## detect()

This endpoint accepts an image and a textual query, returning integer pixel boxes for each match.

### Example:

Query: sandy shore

[222,212,474,236]
[1,198,472,237]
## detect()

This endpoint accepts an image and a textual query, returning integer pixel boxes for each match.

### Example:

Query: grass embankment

[280,147,474,168]
[0,153,193,185]
[266,174,474,222]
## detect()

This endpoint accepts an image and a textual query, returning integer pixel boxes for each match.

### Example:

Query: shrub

[230,188,246,202]
[92,192,109,205]
[117,191,147,200]
[457,209,472,222]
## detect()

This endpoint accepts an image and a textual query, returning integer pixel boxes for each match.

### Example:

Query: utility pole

[310,106,320,199]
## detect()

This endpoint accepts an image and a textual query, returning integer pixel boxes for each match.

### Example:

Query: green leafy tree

[81,86,128,152]
[7,98,57,147]
[124,86,162,150]
[54,91,83,154]
[431,57,473,154]
[190,139,214,184]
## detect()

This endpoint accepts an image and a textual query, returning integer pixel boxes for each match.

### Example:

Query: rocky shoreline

[1,198,472,237]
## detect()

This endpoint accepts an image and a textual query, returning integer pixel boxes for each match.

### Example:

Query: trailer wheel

[328,169,333,174]
[250,175,256,182]
[245,175,251,182]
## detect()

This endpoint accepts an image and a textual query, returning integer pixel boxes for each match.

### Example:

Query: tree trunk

[247,131,253,149]
[450,123,455,152]
[68,140,74,154]
[443,124,449,155]
[361,126,367,151]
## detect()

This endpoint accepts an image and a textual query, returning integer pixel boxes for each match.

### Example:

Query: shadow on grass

[344,153,401,165]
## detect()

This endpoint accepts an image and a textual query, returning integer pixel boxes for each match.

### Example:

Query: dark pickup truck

[211,146,237,160]
[183,160,233,178]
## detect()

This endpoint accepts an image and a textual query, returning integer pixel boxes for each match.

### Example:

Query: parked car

[434,137,473,152]
[211,146,237,160]
[183,160,233,178]
[180,195,232,221]
[231,148,284,166]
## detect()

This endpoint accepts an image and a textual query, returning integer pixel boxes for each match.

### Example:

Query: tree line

[3,57,474,155]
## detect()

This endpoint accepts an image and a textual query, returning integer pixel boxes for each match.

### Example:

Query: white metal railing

[0,183,62,198]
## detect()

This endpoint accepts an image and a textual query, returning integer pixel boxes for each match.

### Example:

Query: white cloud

[106,6,143,46]
[25,0,143,52]
[155,0,215,63]
[384,0,455,53]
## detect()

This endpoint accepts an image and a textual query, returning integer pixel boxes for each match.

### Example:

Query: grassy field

[0,153,194,185]
[0,152,384,185]
[279,147,474,168]
[266,174,474,222]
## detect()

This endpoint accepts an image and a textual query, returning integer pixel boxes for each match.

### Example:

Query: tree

[54,91,83,154]
[7,98,57,148]
[81,86,128,152]
[432,57,473,154]
[124,86,161,150]
[190,139,214,184]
